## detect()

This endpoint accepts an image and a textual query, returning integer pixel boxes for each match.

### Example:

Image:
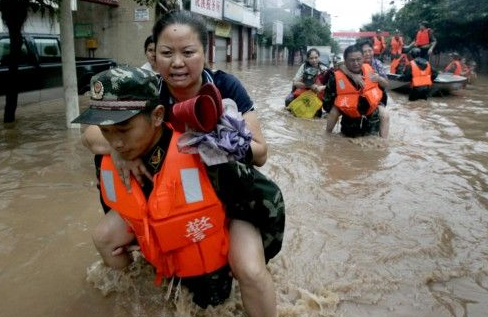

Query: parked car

[0,33,116,95]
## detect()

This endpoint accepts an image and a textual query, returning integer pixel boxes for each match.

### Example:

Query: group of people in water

[66,10,482,316]
[286,40,391,138]
[286,20,477,137]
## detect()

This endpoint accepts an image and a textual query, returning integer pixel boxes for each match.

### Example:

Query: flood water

[1,62,487,317]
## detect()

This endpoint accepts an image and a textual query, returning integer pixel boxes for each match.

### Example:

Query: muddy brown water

[1,62,487,317]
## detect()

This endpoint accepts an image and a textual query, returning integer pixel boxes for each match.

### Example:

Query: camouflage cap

[71,65,159,125]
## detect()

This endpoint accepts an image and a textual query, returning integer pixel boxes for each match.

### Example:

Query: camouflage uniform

[206,161,285,262]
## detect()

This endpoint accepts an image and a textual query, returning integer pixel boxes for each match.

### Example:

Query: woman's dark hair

[304,48,322,67]
[357,38,373,50]
[306,48,320,58]
[152,10,208,52]
[343,44,363,61]
[144,35,154,53]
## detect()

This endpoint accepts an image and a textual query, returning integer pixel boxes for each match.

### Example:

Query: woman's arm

[370,72,390,89]
[292,64,306,89]
[242,110,268,167]
[338,63,364,88]
[81,125,111,154]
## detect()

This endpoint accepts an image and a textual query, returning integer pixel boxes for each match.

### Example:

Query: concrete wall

[73,2,155,67]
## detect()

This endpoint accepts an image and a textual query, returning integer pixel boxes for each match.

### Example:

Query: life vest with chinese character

[373,36,385,55]
[415,29,430,47]
[444,60,462,75]
[390,36,404,55]
[334,63,383,118]
[410,60,432,87]
[99,128,228,285]
[390,53,409,74]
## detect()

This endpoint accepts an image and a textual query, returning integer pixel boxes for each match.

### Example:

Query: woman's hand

[369,72,389,89]
[339,63,364,88]
[311,84,325,94]
[369,72,381,83]
[110,149,152,191]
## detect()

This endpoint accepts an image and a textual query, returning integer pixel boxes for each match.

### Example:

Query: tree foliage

[283,16,333,52]
[0,0,60,123]
[362,8,397,33]
[362,0,488,61]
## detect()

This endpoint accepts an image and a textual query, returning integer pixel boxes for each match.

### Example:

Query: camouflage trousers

[206,161,286,262]
[183,161,285,308]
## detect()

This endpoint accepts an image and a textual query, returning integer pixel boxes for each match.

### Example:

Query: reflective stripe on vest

[415,29,430,47]
[100,128,228,282]
[334,64,383,118]
[410,60,432,87]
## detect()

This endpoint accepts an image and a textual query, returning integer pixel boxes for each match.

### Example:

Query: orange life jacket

[390,37,404,55]
[390,54,409,73]
[410,60,432,87]
[373,36,385,55]
[444,60,462,75]
[415,29,430,47]
[99,129,229,284]
[334,64,383,118]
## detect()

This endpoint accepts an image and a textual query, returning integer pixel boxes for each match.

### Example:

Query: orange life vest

[415,29,430,47]
[100,129,229,284]
[410,60,432,87]
[334,64,383,118]
[390,37,404,55]
[390,54,409,73]
[373,36,385,55]
[444,60,462,75]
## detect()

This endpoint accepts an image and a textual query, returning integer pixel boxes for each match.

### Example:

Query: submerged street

[1,61,487,317]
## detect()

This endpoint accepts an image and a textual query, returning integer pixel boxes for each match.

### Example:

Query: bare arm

[370,72,390,89]
[428,40,437,55]
[81,125,111,154]
[242,110,268,167]
[292,80,307,90]
[292,64,306,89]
[339,63,364,88]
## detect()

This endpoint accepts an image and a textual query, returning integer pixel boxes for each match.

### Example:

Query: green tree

[362,8,397,33]
[283,16,334,65]
[0,0,59,123]
[394,0,488,61]
[0,0,172,123]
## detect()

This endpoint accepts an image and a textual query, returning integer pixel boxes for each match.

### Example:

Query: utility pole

[59,0,79,128]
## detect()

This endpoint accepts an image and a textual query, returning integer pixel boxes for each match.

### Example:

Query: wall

[73,1,154,66]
